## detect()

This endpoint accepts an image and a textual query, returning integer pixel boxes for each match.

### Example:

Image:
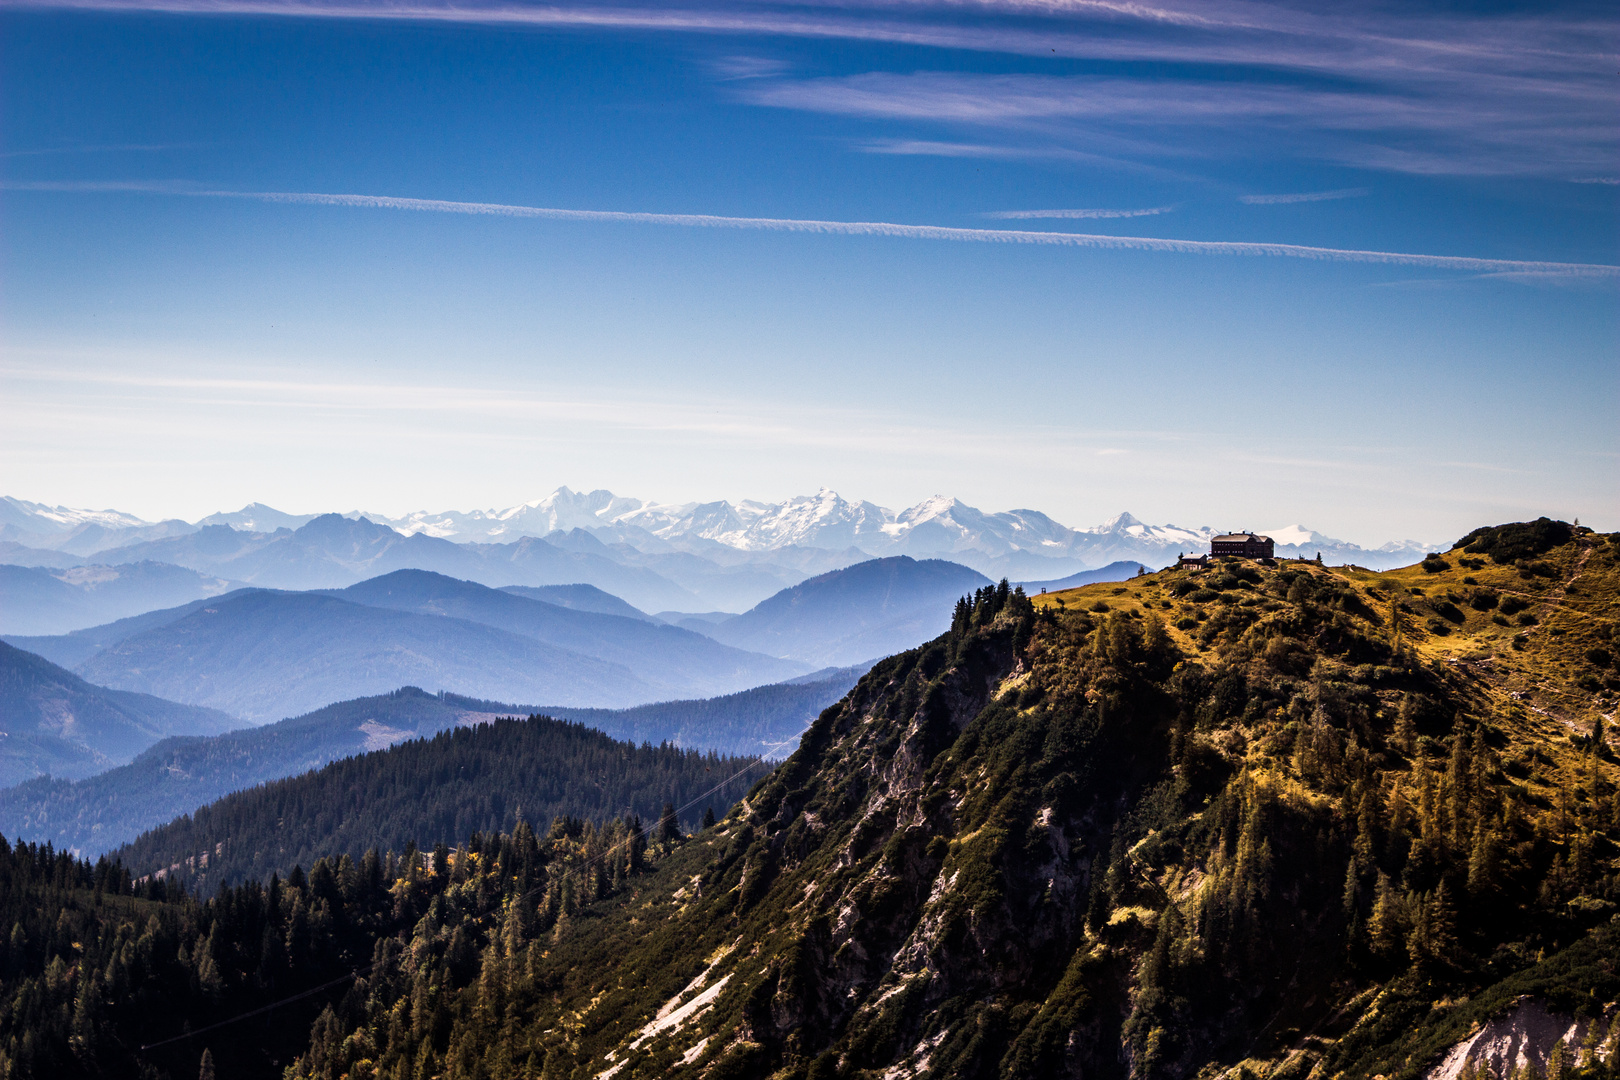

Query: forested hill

[0,672,857,859]
[112,712,765,892]
[5,520,1620,1080]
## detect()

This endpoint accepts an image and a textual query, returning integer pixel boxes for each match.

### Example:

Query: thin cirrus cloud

[1,354,1161,469]
[741,69,1613,177]
[985,207,1175,219]
[854,138,1173,175]
[17,0,1613,177]
[10,181,1618,279]
[1239,189,1369,205]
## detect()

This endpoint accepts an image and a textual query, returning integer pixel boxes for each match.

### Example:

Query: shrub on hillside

[1456,517,1573,564]
[1431,600,1465,623]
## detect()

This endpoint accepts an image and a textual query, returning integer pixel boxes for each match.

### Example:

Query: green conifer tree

[658,802,681,847]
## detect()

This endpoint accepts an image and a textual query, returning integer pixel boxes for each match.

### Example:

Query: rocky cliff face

[1425,998,1615,1080]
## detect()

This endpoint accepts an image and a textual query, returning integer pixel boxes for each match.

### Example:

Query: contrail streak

[1239,188,1369,204]
[985,206,1175,219]
[10,182,1617,277]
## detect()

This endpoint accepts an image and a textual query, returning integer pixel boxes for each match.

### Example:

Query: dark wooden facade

[1210,533,1275,559]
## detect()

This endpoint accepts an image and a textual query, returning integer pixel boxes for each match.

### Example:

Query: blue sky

[1,0,1615,545]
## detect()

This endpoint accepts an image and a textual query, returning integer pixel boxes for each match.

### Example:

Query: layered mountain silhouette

[71,590,650,722]
[701,555,992,666]
[2,591,253,669]
[48,573,802,723]
[324,570,804,692]
[0,667,864,860]
[0,642,236,785]
[497,582,657,621]
[69,515,702,610]
[1017,558,1147,592]
[0,560,240,635]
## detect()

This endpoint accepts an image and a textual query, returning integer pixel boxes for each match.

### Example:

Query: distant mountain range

[0,561,241,636]
[0,668,863,859]
[16,572,800,724]
[699,556,993,667]
[0,642,237,785]
[1017,559,1148,593]
[1,492,1437,616]
[1,558,979,726]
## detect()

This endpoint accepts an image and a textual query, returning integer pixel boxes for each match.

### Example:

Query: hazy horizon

[6,486,1451,552]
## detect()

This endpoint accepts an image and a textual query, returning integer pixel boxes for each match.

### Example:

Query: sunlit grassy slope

[1034,523,1617,808]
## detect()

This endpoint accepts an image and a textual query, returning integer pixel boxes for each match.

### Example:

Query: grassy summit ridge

[1,521,1617,1080]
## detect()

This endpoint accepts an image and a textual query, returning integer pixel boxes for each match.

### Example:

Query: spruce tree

[658,802,680,846]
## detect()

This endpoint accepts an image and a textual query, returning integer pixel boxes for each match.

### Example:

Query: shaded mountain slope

[1,589,256,668]
[499,581,658,621]
[74,589,657,722]
[543,664,867,760]
[0,560,240,635]
[331,570,804,695]
[1018,558,1146,592]
[0,541,82,569]
[706,555,992,666]
[0,642,237,785]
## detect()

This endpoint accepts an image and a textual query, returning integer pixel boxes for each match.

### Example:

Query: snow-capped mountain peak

[1260,524,1320,548]
[1,489,1440,575]
[1,496,150,534]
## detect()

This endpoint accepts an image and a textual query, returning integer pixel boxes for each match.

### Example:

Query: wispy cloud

[985,206,1174,219]
[853,138,1173,174]
[1240,188,1368,205]
[1571,177,1619,185]
[0,353,1174,473]
[13,181,1616,279]
[710,55,790,80]
[743,67,1614,177]
[8,1,1611,178]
